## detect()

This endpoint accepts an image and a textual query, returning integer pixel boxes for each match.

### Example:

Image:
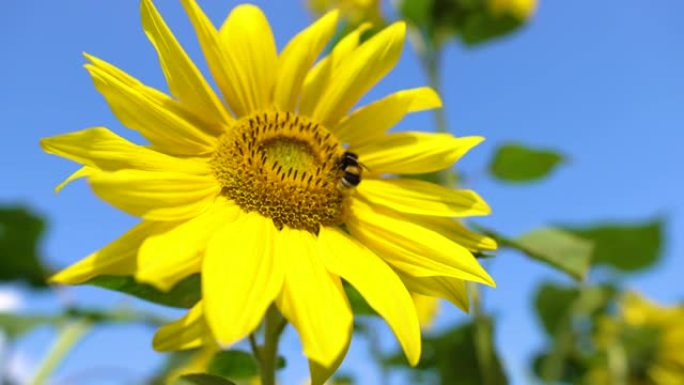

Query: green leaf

[459,12,524,46]
[0,206,48,287]
[532,283,618,382]
[534,284,579,336]
[176,374,236,385]
[387,319,507,385]
[344,283,378,317]
[85,274,201,308]
[399,0,435,30]
[208,350,258,380]
[534,283,617,336]
[504,228,594,281]
[0,313,63,338]
[489,143,564,183]
[566,220,664,272]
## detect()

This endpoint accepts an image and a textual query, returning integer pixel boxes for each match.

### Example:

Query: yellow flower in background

[308,0,382,25]
[488,0,538,20]
[590,292,684,385]
[42,0,496,382]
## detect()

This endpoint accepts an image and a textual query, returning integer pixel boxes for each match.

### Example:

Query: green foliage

[398,0,531,48]
[208,350,258,380]
[0,206,48,287]
[532,283,618,383]
[566,220,664,272]
[86,274,201,308]
[515,228,594,280]
[344,283,378,317]
[176,374,236,385]
[534,284,579,336]
[534,283,617,336]
[493,227,593,281]
[489,143,565,183]
[387,319,507,385]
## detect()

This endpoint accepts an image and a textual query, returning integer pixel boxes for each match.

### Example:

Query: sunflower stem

[28,319,92,385]
[424,48,448,134]
[422,46,459,188]
[256,306,286,385]
[471,285,498,385]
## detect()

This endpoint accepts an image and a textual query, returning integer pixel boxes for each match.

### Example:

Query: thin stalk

[422,47,458,187]
[607,341,628,385]
[471,284,497,385]
[28,319,92,385]
[254,307,287,385]
[424,48,448,134]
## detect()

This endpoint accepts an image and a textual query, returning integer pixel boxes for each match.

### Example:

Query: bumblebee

[337,151,364,190]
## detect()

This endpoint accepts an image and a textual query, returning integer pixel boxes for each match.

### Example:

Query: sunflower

[588,293,684,385]
[488,0,538,20]
[42,0,496,382]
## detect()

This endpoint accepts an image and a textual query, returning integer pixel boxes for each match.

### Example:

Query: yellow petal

[218,4,278,116]
[182,1,277,117]
[153,302,209,351]
[137,199,241,291]
[50,221,167,284]
[401,274,469,312]
[318,227,421,365]
[141,0,230,131]
[88,169,220,221]
[347,199,495,286]
[299,23,372,116]
[407,215,497,252]
[274,11,339,112]
[358,178,491,217]
[351,132,483,174]
[41,127,210,175]
[55,166,92,193]
[276,227,352,367]
[203,212,283,347]
[311,22,406,128]
[334,87,441,144]
[84,54,215,155]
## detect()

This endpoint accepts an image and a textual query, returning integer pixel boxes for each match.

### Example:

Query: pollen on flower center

[212,111,349,233]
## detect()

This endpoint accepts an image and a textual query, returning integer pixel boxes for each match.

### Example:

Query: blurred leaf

[0,313,63,338]
[534,284,579,336]
[534,283,617,337]
[459,11,525,46]
[494,227,593,281]
[0,206,48,287]
[176,374,236,385]
[86,274,200,308]
[532,283,618,382]
[208,350,258,380]
[489,143,564,183]
[566,220,664,272]
[388,319,507,385]
[399,0,435,30]
[344,283,378,317]
[516,228,593,280]
[531,350,587,383]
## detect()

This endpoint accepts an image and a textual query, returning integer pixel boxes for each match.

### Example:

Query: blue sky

[1,0,683,384]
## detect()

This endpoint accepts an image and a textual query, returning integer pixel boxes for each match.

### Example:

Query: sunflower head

[42,0,496,382]
[589,292,684,385]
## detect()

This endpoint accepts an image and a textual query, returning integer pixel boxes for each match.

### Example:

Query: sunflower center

[212,111,349,233]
